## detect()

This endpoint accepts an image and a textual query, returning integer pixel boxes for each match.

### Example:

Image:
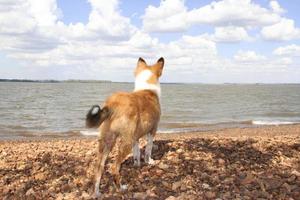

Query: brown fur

[96,90,160,186]
[91,57,164,196]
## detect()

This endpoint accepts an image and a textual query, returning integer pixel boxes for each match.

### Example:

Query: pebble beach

[1,124,300,199]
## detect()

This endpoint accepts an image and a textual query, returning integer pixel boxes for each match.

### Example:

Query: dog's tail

[86,105,111,128]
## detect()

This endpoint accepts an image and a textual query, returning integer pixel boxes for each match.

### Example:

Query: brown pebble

[25,188,35,196]
[205,191,216,199]
[172,180,182,191]
[133,192,146,200]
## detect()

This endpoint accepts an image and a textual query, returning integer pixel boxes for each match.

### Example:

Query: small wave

[80,130,98,136]
[158,129,185,134]
[252,120,299,125]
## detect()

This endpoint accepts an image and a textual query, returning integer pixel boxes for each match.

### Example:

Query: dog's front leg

[145,133,155,165]
[133,141,141,167]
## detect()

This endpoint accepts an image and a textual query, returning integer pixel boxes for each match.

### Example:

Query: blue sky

[0,0,300,83]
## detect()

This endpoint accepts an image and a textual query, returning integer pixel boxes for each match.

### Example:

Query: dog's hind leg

[145,127,157,165]
[133,141,140,167]
[111,139,132,190]
[94,133,116,198]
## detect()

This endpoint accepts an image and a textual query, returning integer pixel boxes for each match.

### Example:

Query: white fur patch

[120,184,128,191]
[133,142,140,167]
[134,70,161,98]
[148,158,155,165]
[145,134,154,164]
[91,106,100,115]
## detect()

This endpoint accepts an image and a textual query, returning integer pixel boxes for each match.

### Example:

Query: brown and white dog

[86,57,164,197]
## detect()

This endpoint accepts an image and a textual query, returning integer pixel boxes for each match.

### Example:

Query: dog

[86,57,164,197]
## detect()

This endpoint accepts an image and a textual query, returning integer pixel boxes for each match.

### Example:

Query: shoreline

[1,123,300,142]
[1,124,300,199]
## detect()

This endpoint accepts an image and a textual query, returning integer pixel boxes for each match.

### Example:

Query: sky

[0,0,300,83]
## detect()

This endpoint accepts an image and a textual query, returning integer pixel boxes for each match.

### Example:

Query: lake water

[0,82,300,139]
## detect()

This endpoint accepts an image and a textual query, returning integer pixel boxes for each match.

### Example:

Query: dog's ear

[157,57,164,67]
[135,57,147,76]
[156,57,164,77]
[138,57,147,67]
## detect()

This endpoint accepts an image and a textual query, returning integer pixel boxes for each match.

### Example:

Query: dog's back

[103,89,160,140]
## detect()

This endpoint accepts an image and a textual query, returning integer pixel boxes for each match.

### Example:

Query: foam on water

[80,130,98,136]
[252,120,298,125]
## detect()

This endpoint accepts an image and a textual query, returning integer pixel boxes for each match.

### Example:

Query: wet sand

[0,125,300,199]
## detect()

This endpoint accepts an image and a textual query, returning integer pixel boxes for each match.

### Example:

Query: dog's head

[134,57,164,84]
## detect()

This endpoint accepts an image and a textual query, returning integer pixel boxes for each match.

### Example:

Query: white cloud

[0,0,299,83]
[234,50,266,63]
[188,0,280,27]
[232,49,293,74]
[142,0,281,34]
[0,0,36,34]
[273,44,300,57]
[142,0,188,33]
[212,26,251,43]
[156,35,219,69]
[0,0,139,60]
[86,0,136,40]
[261,18,300,41]
[269,1,285,14]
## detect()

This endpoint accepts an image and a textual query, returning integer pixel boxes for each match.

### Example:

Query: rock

[287,175,297,182]
[282,183,292,193]
[81,191,90,199]
[86,150,93,156]
[218,158,225,165]
[202,183,211,190]
[64,192,77,199]
[61,184,71,192]
[158,162,169,170]
[265,178,283,190]
[165,196,177,200]
[34,172,46,181]
[162,181,171,188]
[17,164,27,171]
[180,184,187,191]
[41,152,51,163]
[241,173,255,185]
[176,149,183,153]
[166,172,177,178]
[146,189,157,198]
[155,169,164,176]
[25,188,35,196]
[257,191,270,198]
[205,191,216,199]
[200,172,210,180]
[49,186,55,193]
[291,170,300,177]
[172,181,182,191]
[133,192,146,200]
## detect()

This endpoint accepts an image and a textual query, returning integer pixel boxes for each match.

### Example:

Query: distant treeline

[0,79,112,83]
[0,79,59,83]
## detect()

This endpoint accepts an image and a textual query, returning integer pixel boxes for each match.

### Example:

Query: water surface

[0,82,299,139]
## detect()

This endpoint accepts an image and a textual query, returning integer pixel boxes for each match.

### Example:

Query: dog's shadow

[122,140,172,166]
[3,138,299,199]
[101,138,299,199]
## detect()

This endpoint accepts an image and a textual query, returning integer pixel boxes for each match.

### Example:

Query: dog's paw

[120,184,128,191]
[147,158,156,165]
[92,191,101,199]
[133,161,141,167]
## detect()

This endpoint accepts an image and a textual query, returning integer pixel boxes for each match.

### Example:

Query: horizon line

[0,78,300,84]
